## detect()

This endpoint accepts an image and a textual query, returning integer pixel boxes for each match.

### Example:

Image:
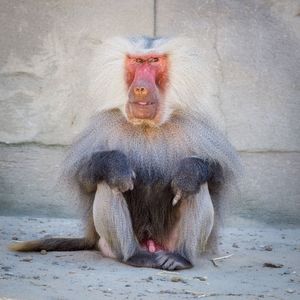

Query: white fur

[88,37,218,125]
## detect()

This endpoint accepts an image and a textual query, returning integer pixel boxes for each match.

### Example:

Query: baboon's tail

[9,237,96,252]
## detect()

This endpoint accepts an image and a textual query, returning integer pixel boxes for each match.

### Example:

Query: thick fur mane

[89,36,218,124]
[64,109,240,187]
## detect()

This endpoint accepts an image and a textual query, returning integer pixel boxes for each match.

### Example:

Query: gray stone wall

[1,0,299,224]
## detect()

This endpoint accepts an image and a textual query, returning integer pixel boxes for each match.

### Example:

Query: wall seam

[0,142,299,154]
[153,0,157,37]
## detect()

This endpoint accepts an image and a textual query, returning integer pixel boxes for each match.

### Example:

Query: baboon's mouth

[127,101,158,120]
[130,101,155,106]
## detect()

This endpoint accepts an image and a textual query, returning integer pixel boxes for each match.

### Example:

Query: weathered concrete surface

[0,0,154,145]
[0,144,73,217]
[1,216,299,300]
[157,0,300,151]
[229,152,300,225]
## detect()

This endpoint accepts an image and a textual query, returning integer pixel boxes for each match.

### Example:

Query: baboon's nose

[133,86,149,97]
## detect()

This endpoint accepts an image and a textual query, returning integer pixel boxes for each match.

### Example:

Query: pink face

[125,54,168,124]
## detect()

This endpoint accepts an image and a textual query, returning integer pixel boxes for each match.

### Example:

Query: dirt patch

[0,216,299,300]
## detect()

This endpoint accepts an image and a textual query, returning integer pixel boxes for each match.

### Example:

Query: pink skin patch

[141,239,164,252]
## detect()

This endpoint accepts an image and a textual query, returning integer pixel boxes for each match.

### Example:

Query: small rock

[144,276,153,282]
[20,256,33,262]
[263,245,273,251]
[11,236,18,240]
[286,289,295,294]
[33,276,40,280]
[193,276,207,281]
[40,250,47,255]
[232,243,239,248]
[101,288,112,294]
[125,284,131,287]
[170,276,186,283]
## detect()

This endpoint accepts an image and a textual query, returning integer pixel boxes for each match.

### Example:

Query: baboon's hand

[171,157,209,206]
[90,150,135,193]
[107,168,136,193]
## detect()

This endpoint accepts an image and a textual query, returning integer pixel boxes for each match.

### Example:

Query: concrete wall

[1,0,299,224]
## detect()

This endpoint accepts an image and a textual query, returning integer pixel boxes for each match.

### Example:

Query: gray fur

[93,182,138,261]
[62,108,241,262]
[64,109,240,184]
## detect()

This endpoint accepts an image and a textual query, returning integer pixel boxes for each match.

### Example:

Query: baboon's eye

[135,58,144,64]
[148,57,159,63]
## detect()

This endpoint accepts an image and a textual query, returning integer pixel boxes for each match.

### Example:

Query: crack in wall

[238,150,300,154]
[0,141,68,149]
[213,0,227,133]
[153,0,157,37]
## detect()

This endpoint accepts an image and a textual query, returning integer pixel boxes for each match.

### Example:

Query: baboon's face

[125,54,169,125]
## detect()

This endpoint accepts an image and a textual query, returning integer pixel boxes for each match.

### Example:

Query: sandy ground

[0,216,299,300]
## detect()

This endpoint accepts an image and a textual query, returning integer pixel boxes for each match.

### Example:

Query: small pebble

[193,276,207,281]
[144,276,153,282]
[170,276,185,283]
[20,256,33,262]
[286,289,295,294]
[40,250,47,255]
[263,245,273,251]
[232,243,239,248]
[11,236,18,240]
[101,288,112,294]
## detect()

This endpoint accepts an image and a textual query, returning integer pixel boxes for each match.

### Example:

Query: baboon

[10,37,241,270]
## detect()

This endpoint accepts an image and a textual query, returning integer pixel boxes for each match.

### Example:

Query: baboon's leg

[93,182,193,270]
[93,182,138,261]
[169,183,215,265]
